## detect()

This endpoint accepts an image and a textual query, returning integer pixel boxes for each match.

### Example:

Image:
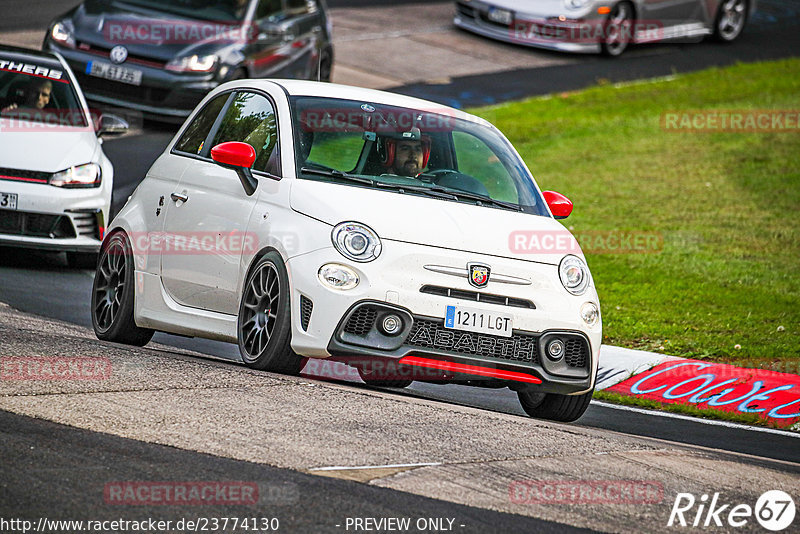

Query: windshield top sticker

[0,59,67,82]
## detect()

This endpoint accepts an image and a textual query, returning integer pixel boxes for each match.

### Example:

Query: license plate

[0,192,18,210]
[86,61,143,86]
[488,7,514,25]
[445,305,513,338]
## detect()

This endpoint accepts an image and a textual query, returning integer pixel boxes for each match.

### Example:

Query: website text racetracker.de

[0,517,280,533]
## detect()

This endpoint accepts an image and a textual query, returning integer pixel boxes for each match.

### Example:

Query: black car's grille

[76,41,168,69]
[0,211,75,238]
[75,73,170,105]
[420,285,535,309]
[0,167,52,184]
[343,307,378,337]
[300,295,313,331]
[565,338,589,369]
[406,319,540,365]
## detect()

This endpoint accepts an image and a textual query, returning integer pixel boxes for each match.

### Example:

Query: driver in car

[1,79,53,112]
[380,128,431,178]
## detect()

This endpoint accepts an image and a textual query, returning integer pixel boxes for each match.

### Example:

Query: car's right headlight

[564,0,591,10]
[331,222,382,263]
[559,254,590,295]
[50,163,101,188]
[50,20,76,48]
[166,54,219,73]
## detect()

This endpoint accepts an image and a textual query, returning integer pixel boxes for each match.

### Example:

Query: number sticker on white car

[0,192,18,210]
[445,305,513,338]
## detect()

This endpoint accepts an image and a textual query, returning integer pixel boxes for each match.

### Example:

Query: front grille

[300,295,313,331]
[0,167,52,184]
[343,307,378,337]
[565,338,588,368]
[76,42,167,68]
[75,73,170,105]
[0,211,75,238]
[420,285,535,309]
[456,2,476,19]
[405,318,539,364]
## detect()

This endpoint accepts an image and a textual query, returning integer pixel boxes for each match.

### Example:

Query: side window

[174,93,229,155]
[212,91,279,174]
[452,131,518,203]
[256,0,282,20]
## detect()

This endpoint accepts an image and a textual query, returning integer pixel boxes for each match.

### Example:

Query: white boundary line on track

[591,400,800,437]
[310,462,442,471]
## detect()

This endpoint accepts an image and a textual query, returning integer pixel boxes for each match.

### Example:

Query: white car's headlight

[581,301,600,326]
[50,163,101,188]
[331,222,382,263]
[559,254,590,295]
[166,54,219,73]
[50,21,76,48]
[318,264,360,290]
[564,0,590,10]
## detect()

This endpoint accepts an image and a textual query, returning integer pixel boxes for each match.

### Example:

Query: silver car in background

[454,0,755,56]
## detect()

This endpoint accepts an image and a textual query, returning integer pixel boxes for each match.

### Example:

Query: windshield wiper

[425,186,522,212]
[374,182,459,200]
[300,167,375,186]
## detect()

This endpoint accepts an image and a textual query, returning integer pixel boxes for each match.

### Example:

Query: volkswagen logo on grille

[467,263,491,288]
[109,45,128,64]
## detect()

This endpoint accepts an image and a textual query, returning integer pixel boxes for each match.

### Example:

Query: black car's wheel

[713,0,748,42]
[66,251,98,269]
[91,232,154,346]
[238,252,303,374]
[358,368,413,389]
[517,388,594,422]
[601,2,634,57]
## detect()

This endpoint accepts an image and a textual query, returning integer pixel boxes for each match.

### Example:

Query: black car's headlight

[332,222,381,263]
[165,54,219,73]
[50,21,76,48]
[50,163,101,188]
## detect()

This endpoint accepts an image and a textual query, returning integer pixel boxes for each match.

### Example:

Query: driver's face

[30,83,52,109]
[394,140,424,177]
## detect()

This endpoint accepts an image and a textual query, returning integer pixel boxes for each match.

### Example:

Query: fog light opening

[380,314,403,336]
[546,339,566,361]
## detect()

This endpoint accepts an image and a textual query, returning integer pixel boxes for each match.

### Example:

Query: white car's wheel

[714,0,748,42]
[91,232,154,346]
[601,2,634,57]
[517,388,593,422]
[237,252,304,374]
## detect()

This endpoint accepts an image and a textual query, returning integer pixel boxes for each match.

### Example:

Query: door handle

[170,192,188,203]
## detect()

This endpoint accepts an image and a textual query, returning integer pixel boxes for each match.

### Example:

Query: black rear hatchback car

[43,0,333,120]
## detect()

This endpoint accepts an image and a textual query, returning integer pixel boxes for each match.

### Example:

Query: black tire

[66,251,98,269]
[358,368,413,389]
[91,232,154,346]
[517,388,594,422]
[600,2,634,57]
[713,0,748,42]
[237,252,303,374]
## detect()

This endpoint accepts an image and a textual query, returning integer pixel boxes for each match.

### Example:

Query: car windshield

[290,96,550,216]
[0,59,87,128]
[113,0,251,22]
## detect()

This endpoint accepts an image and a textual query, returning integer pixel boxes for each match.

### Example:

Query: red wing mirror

[211,142,258,195]
[542,191,573,219]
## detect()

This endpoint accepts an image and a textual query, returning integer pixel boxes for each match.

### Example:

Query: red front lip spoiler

[399,355,542,384]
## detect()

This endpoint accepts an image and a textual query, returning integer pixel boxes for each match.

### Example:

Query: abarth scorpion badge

[468,263,491,288]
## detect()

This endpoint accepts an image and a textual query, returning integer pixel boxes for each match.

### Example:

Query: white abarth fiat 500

[0,45,127,267]
[92,80,601,422]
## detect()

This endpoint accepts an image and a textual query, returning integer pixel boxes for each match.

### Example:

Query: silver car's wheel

[238,252,303,374]
[714,0,747,42]
[601,2,634,57]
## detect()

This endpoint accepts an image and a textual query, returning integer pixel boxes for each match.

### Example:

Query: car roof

[253,79,492,128]
[0,44,63,69]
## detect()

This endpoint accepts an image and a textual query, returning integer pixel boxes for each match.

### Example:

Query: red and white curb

[597,346,800,431]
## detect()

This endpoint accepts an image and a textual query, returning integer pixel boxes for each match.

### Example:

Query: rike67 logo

[668,490,795,531]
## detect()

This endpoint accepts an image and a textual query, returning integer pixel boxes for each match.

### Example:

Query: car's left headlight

[332,222,382,263]
[559,254,590,295]
[50,163,101,188]
[50,20,76,48]
[564,0,590,10]
[166,54,219,73]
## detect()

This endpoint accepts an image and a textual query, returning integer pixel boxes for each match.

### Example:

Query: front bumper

[286,242,601,394]
[454,1,603,54]
[0,179,107,252]
[46,42,220,119]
